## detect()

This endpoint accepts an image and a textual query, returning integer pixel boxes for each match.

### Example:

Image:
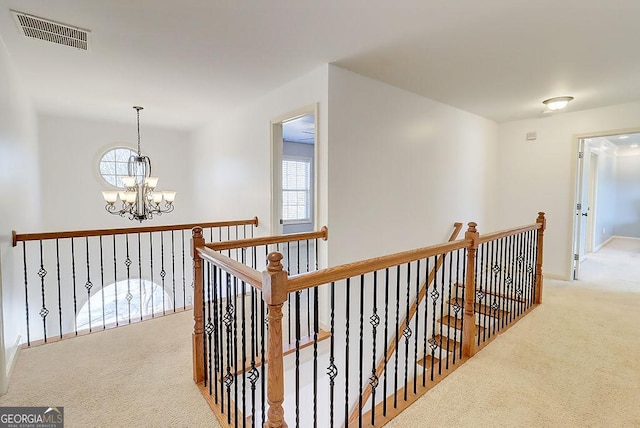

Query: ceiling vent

[11,10,90,51]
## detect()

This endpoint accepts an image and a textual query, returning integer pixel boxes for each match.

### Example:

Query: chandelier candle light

[102,106,176,222]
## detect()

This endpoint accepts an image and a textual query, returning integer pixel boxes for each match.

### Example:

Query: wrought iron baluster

[249,285,258,428]
[445,253,453,370]
[295,288,301,428]
[313,285,319,428]
[413,259,420,394]
[422,257,429,386]
[260,289,266,426]
[358,274,365,425]
[393,266,400,408]
[56,239,62,339]
[182,230,186,309]
[22,242,30,345]
[233,276,239,428]
[287,241,291,346]
[506,235,515,325]
[327,281,336,428]
[38,240,48,342]
[438,253,445,375]
[219,270,226,412]
[482,241,490,343]
[171,231,176,312]
[85,237,93,333]
[241,279,247,428]
[476,243,483,347]
[138,233,142,322]
[71,239,77,335]
[344,278,351,428]
[206,264,213,394]
[99,236,106,329]
[370,271,380,426]
[430,257,438,380]
[452,249,462,363]
[382,268,389,416]
[307,240,311,337]
[113,235,118,327]
[212,265,220,403]
[403,262,411,401]
[528,230,536,307]
[125,234,132,324]
[150,233,155,318]
[460,248,467,361]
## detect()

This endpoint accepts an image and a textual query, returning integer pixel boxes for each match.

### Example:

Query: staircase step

[437,315,485,336]
[456,284,527,304]
[417,354,440,369]
[448,297,509,319]
[428,334,459,350]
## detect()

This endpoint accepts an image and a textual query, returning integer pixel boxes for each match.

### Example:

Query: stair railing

[11,216,258,347]
[191,212,546,428]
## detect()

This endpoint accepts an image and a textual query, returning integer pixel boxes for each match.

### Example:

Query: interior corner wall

[0,40,41,393]
[614,153,640,238]
[191,65,329,242]
[496,101,640,279]
[37,114,195,232]
[326,65,498,267]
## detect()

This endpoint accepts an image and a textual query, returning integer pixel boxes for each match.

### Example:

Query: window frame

[281,155,313,225]
[97,146,137,189]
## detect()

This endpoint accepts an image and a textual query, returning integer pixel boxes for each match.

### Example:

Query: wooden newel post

[462,222,479,358]
[263,252,289,428]
[535,212,546,304]
[191,227,206,383]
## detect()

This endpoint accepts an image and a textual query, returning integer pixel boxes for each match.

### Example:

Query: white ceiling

[1,1,640,130]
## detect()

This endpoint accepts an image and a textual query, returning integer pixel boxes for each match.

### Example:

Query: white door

[573,138,587,279]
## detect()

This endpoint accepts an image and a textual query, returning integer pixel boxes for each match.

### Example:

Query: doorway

[271,105,317,235]
[572,130,640,281]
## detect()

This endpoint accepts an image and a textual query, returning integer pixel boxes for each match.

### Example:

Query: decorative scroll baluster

[429,257,438,379]
[211,265,220,402]
[85,237,92,333]
[249,285,258,428]
[182,230,186,309]
[370,271,379,425]
[328,281,336,428]
[150,233,155,318]
[125,234,132,324]
[206,264,213,393]
[295,287,301,428]
[313,285,319,428]
[38,240,48,342]
[403,263,411,401]
[233,276,239,428]
[445,253,452,370]
[422,258,429,386]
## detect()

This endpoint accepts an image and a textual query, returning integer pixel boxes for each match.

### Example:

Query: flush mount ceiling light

[542,96,574,111]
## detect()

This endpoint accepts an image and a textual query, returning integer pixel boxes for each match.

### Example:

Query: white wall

[615,153,640,238]
[192,65,329,245]
[496,101,640,279]
[38,114,196,232]
[591,150,616,248]
[327,66,498,266]
[0,39,41,393]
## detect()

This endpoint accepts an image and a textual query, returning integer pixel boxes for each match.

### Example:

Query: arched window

[76,279,172,331]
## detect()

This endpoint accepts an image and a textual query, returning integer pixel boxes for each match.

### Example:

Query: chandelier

[101,106,176,222]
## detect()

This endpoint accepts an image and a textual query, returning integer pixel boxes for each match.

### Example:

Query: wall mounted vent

[11,10,90,51]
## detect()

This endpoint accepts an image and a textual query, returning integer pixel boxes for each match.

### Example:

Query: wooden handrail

[349,222,464,424]
[477,223,541,244]
[196,246,263,290]
[205,226,328,251]
[12,216,259,247]
[287,238,471,293]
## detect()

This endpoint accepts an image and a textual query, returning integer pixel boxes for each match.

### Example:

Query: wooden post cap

[467,222,477,233]
[267,252,284,272]
[192,226,203,238]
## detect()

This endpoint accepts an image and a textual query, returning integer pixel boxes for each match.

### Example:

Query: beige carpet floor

[0,312,220,427]
[2,277,639,427]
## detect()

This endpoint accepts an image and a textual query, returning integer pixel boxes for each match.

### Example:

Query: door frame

[570,126,640,280]
[270,103,319,235]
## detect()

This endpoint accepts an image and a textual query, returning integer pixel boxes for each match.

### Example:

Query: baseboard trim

[545,273,567,281]
[3,335,22,393]
[594,236,614,253]
[611,235,640,241]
